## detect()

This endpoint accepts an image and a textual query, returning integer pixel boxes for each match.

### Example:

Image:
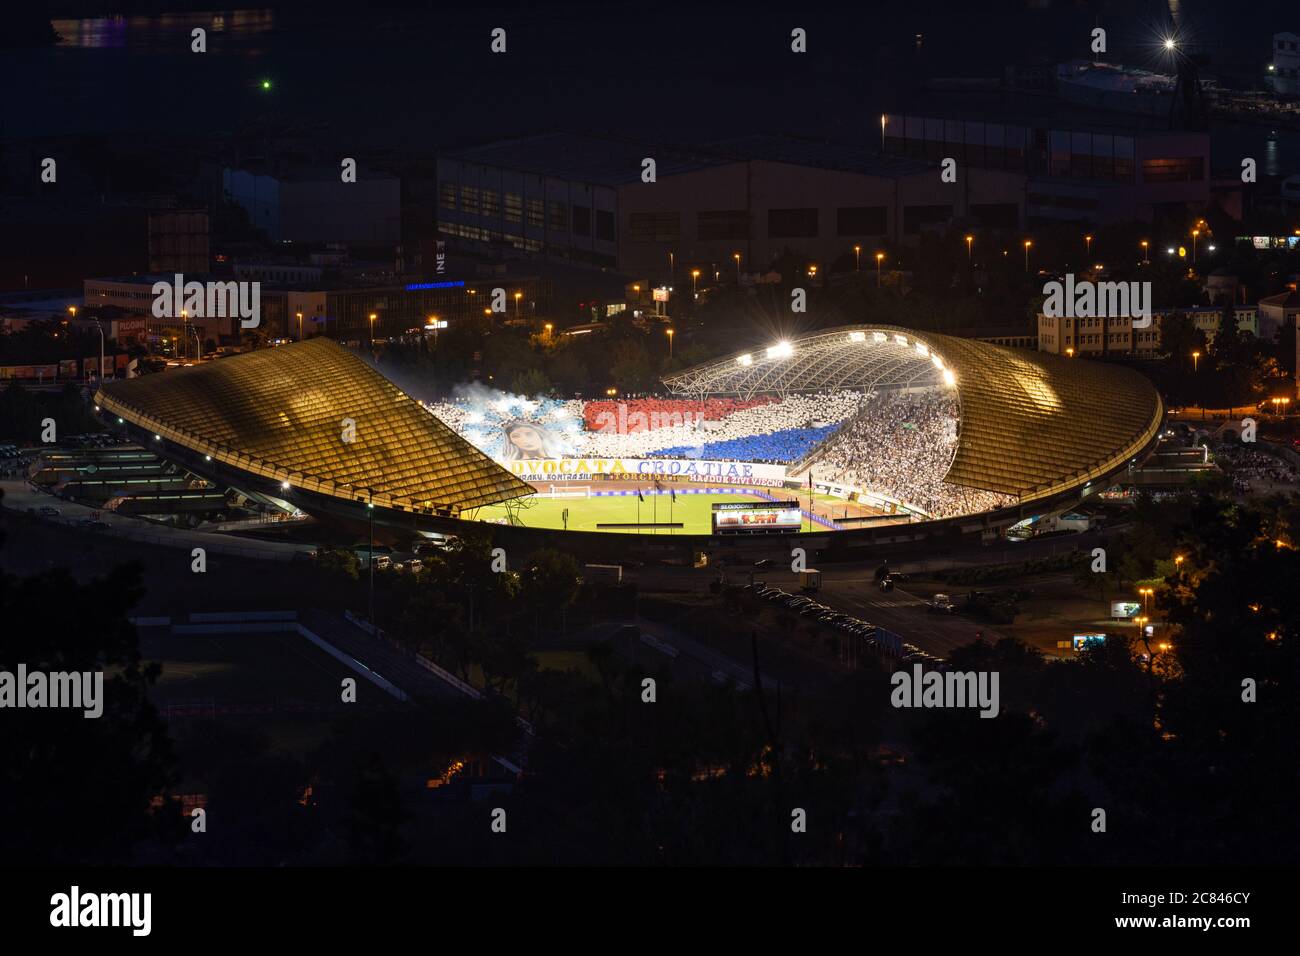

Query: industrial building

[435,133,1027,276]
[882,108,1213,225]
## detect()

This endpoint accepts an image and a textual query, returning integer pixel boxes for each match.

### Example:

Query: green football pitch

[470,492,768,534]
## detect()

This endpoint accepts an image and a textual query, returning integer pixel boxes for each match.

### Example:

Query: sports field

[471,490,763,534]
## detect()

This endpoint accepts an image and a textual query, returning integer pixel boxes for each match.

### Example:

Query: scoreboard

[712,500,803,534]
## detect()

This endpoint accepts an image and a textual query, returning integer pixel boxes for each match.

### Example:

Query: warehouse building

[435,133,1026,276]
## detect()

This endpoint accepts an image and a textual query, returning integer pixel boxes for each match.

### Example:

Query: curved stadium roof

[662,325,1163,503]
[95,339,532,514]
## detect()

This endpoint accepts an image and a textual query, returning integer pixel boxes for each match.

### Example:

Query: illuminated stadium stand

[663,325,1164,508]
[94,339,532,526]
[90,329,1162,557]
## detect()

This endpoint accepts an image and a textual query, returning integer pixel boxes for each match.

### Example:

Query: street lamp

[1085,234,1092,257]
[854,244,861,271]
[733,252,741,279]
[514,291,522,318]
[296,311,303,341]
[875,251,884,287]
[1192,350,1200,372]
[368,312,377,346]
[964,234,973,262]
[1141,239,1149,264]
[1174,555,1184,569]
[666,327,674,358]
[1066,346,1075,358]
[1191,228,1199,263]
[1023,239,1033,272]
[691,269,700,296]
[1139,586,1153,613]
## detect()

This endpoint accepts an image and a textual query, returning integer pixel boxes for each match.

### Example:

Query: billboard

[1110,601,1140,619]
[712,500,803,534]
[1072,633,1107,650]
[508,457,788,488]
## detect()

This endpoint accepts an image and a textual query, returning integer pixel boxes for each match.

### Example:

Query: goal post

[544,483,591,499]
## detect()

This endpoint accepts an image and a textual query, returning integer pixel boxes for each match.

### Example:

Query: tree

[0,556,179,864]
[510,367,552,397]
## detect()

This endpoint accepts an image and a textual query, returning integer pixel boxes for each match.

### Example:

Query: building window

[573,205,591,236]
[460,185,481,215]
[595,209,615,242]
[526,197,544,229]
[835,206,886,236]
[503,193,522,224]
[1141,157,1205,183]
[629,211,681,242]
[548,201,567,232]
[902,204,953,234]
[768,208,818,239]
[970,203,1019,229]
[439,182,457,211]
[480,190,500,218]
[697,210,750,240]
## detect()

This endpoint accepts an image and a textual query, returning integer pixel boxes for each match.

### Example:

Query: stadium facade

[92,328,1162,555]
[94,339,532,535]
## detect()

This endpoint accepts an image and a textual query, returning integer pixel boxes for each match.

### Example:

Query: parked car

[38,505,60,518]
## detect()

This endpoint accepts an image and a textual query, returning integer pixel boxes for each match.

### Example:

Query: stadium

[92,328,1162,553]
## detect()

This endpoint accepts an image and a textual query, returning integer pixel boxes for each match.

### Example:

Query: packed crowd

[425,391,863,463]
[803,389,1016,518]
[1214,445,1300,494]
[425,386,1018,518]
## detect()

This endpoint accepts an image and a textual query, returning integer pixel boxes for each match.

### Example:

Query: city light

[766,341,794,359]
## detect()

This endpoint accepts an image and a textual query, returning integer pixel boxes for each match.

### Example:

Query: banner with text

[509,457,788,487]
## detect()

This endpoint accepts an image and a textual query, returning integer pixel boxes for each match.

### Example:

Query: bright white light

[848,331,866,343]
[893,334,909,346]
[872,331,887,343]
[766,341,794,359]
[915,343,929,357]
[931,354,944,369]
[942,369,956,387]
[1208,244,1216,252]
[1163,37,1176,51]
[1167,247,1176,254]
[281,481,290,490]
[736,353,753,366]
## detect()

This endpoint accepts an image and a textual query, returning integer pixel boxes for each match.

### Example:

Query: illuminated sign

[712,500,803,534]
[1110,601,1140,619]
[653,287,670,302]
[1072,633,1107,650]
[404,280,465,291]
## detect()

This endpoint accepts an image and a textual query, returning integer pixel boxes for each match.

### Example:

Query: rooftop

[441,131,941,184]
